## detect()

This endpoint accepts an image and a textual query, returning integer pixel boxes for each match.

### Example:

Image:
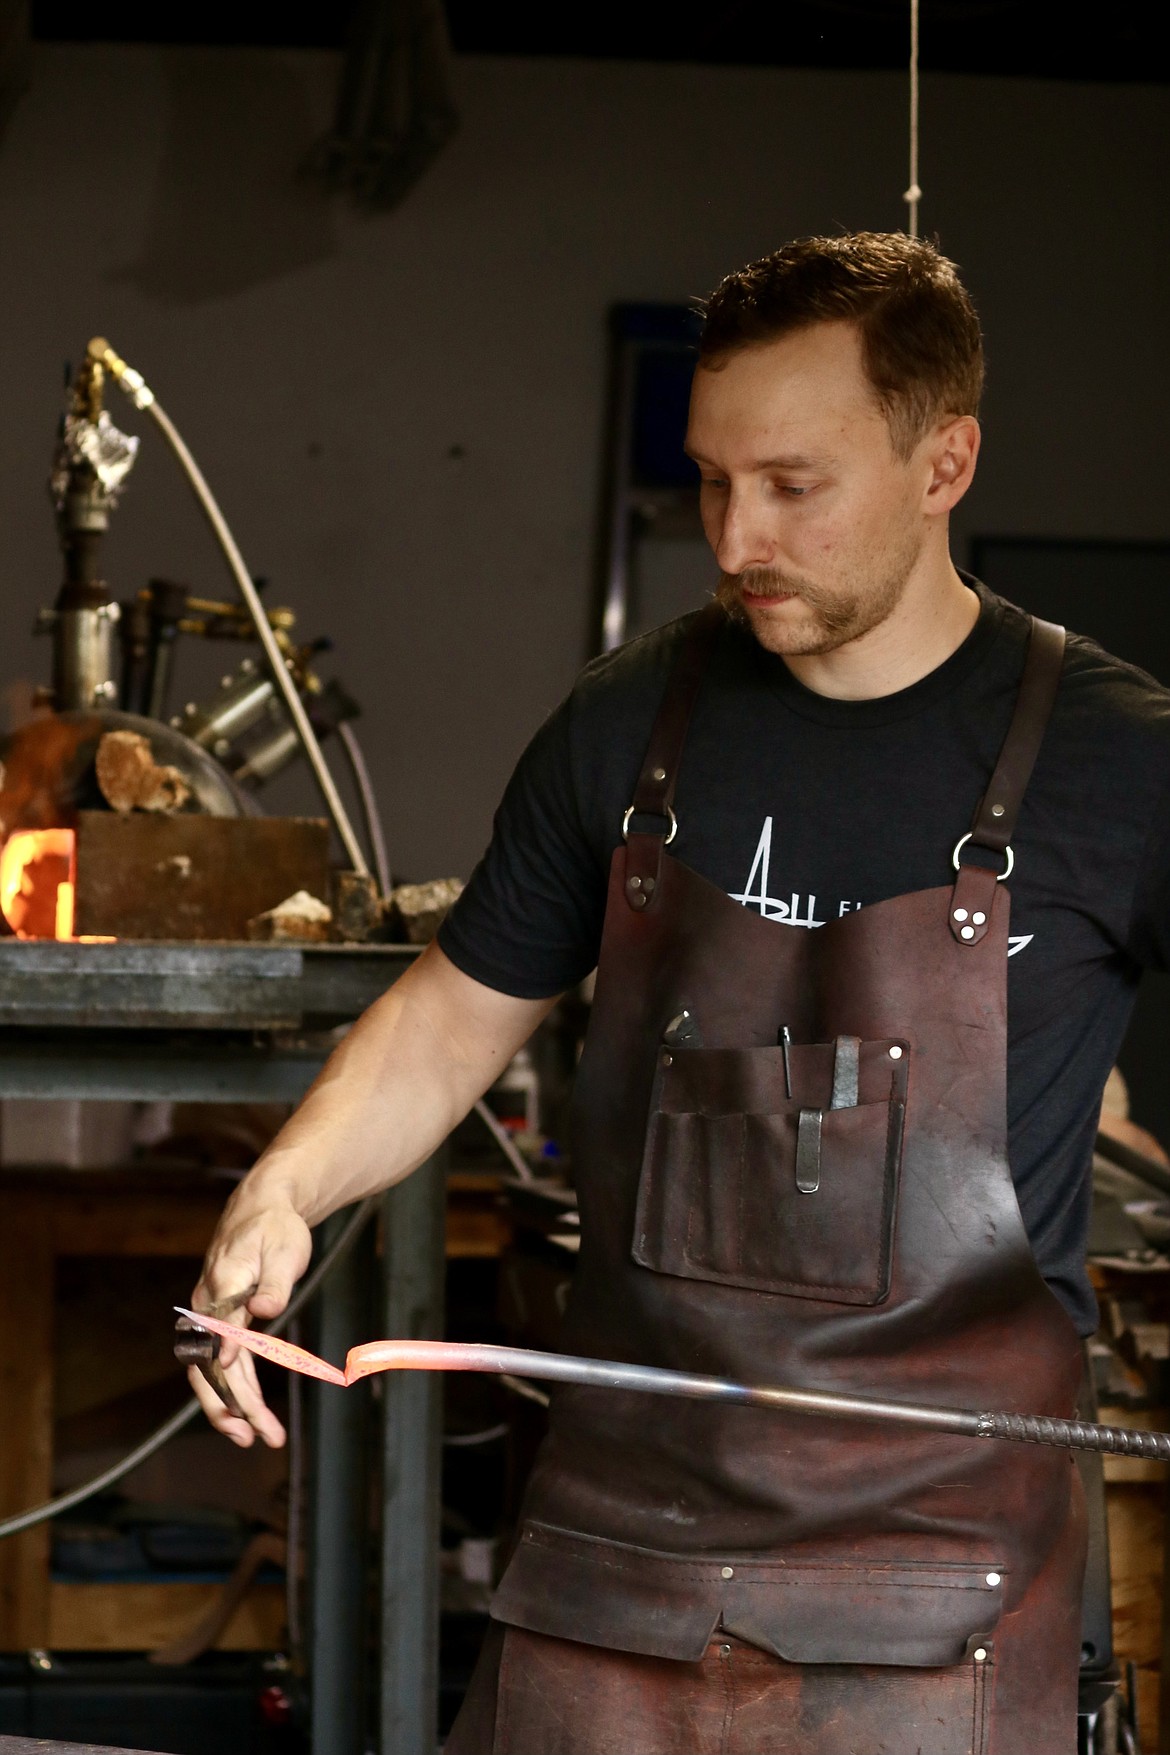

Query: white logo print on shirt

[729,817,1034,955]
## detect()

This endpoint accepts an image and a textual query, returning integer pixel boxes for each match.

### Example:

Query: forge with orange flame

[0,829,77,939]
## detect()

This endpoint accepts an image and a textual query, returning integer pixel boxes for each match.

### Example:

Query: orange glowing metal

[173,1307,523,1388]
[55,879,75,940]
[172,1308,779,1405]
[0,828,76,938]
[0,828,114,941]
[176,1310,346,1383]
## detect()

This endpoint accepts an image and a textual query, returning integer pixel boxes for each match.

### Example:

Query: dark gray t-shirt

[440,583,1170,1334]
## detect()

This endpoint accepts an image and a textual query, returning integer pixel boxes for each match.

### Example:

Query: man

[192,233,1170,1752]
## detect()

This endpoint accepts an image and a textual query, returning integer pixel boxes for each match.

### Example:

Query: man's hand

[189,1196,312,1448]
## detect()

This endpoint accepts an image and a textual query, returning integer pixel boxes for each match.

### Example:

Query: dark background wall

[2,46,1169,1120]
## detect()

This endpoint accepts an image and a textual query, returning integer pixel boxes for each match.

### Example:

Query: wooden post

[0,1188,55,1647]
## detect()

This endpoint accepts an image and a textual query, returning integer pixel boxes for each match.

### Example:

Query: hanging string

[904,0,922,237]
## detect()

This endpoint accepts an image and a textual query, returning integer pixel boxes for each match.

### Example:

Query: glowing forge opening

[1,828,77,939]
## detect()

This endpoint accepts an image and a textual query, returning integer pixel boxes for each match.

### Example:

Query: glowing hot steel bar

[176,1306,1170,1462]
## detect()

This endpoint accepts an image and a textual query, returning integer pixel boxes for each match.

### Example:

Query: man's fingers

[204,1284,260,1321]
[197,1220,311,1325]
[189,1368,256,1448]
[192,1271,260,1320]
[224,1348,287,1448]
[191,1204,312,1440]
[187,1347,287,1450]
[247,1284,293,1321]
[189,1365,255,1447]
[251,1228,313,1307]
[190,1281,253,1368]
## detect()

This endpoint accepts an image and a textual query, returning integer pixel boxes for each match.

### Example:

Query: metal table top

[0,939,419,1031]
[0,939,420,1100]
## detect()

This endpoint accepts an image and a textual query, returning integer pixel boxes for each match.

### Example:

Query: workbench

[0,939,444,1755]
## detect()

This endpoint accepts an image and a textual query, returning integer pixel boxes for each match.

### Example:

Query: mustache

[718,568,858,635]
[719,567,796,600]
[716,570,792,627]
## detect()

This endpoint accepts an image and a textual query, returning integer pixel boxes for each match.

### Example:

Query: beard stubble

[716,528,924,656]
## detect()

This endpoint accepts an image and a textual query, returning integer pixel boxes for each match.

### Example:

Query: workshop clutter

[0,337,476,1750]
[0,344,481,963]
[0,809,332,945]
[0,342,369,950]
[0,736,465,945]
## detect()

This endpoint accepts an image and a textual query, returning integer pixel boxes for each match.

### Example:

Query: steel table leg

[379,1151,447,1755]
[309,1209,374,1755]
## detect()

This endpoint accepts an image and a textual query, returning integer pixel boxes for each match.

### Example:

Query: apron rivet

[720,1643,732,1656]
[652,766,667,782]
[973,911,986,925]
[985,1571,1001,1587]
[974,1647,988,1662]
[628,876,642,890]
[961,925,976,940]
[721,1565,734,1579]
[662,1053,673,1067]
[991,803,1005,817]
[953,907,969,921]
[889,1045,903,1060]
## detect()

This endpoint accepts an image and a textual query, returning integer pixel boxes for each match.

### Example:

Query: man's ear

[923,416,980,513]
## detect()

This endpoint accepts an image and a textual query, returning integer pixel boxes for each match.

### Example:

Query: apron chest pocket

[632,1035,908,1305]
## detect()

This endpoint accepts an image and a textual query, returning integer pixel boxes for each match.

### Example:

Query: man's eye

[700,477,729,490]
[777,484,811,498]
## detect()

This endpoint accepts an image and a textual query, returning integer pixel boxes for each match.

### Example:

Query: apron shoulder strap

[949,615,1066,945]
[622,602,725,910]
[628,600,726,827]
[966,615,1067,858]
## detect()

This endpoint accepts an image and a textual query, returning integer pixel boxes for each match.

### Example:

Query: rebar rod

[173,1316,1170,1464]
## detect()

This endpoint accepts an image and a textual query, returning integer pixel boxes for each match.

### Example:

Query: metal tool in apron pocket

[662,1008,703,1049]
[795,1033,860,1195]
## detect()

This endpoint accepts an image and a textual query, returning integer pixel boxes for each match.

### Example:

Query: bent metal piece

[176,1307,1170,1462]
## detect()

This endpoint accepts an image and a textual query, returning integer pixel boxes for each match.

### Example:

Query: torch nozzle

[86,337,154,410]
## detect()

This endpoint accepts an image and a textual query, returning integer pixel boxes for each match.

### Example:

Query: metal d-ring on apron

[472,603,1086,1755]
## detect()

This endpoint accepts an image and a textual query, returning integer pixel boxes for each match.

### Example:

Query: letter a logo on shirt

[731,817,786,920]
[729,818,824,926]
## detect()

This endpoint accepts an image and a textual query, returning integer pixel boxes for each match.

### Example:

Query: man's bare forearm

[191,943,559,1444]
[235,940,558,1228]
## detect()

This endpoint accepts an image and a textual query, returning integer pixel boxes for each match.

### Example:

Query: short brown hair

[699,232,983,459]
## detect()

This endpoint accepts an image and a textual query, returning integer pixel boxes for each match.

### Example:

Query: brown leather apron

[450,606,1087,1755]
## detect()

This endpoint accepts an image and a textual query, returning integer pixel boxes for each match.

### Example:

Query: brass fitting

[87,336,154,410]
[70,355,104,422]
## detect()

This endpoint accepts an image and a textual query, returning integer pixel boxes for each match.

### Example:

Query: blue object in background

[610,304,702,490]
